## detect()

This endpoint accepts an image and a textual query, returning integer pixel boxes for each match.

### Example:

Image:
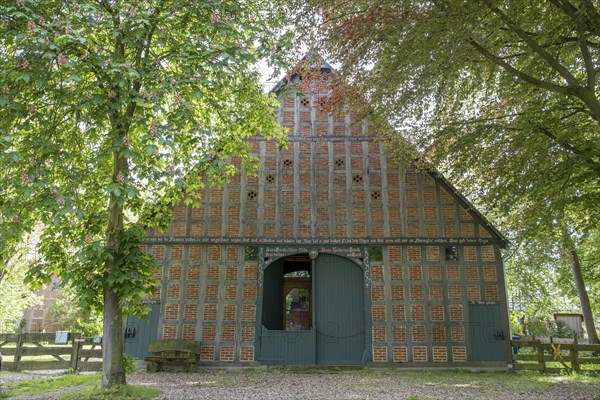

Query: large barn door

[469,303,507,361]
[124,303,160,359]
[315,254,365,365]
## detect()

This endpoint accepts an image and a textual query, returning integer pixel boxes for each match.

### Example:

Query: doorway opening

[263,254,312,331]
[260,253,366,365]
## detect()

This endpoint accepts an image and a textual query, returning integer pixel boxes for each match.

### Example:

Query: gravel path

[2,368,599,399]
[128,369,600,400]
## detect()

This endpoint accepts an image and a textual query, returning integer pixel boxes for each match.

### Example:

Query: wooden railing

[0,333,102,372]
[512,338,600,373]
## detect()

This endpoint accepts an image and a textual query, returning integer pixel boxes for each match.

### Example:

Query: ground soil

[1,367,599,399]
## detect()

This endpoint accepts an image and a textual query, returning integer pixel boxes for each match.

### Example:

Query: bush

[525,317,579,338]
[49,288,102,337]
[124,353,137,376]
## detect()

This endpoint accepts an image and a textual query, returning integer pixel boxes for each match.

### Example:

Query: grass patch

[357,369,600,394]
[61,384,160,400]
[6,373,99,397]
[5,373,160,400]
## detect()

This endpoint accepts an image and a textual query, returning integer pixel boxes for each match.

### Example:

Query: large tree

[289,0,600,342]
[1,0,287,386]
[505,229,600,331]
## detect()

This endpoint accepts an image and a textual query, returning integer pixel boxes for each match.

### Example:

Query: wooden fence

[512,338,600,373]
[0,333,102,372]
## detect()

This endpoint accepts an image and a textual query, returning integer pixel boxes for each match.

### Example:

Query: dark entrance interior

[260,253,365,365]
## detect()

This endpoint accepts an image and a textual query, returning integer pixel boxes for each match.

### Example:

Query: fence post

[536,340,544,371]
[572,337,580,372]
[13,333,24,371]
[71,333,82,372]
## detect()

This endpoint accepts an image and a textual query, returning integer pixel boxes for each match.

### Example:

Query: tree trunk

[102,142,129,386]
[102,286,125,386]
[564,233,599,344]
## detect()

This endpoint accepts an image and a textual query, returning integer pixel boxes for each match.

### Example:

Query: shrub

[124,353,137,376]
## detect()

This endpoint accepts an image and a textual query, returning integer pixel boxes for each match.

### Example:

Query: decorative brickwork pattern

[202,324,216,341]
[240,346,254,362]
[429,284,443,301]
[452,346,467,362]
[372,326,387,343]
[411,305,425,321]
[390,266,403,280]
[433,346,448,362]
[483,265,497,282]
[391,305,405,321]
[393,347,408,362]
[409,265,422,280]
[372,305,386,322]
[413,346,428,362]
[371,285,385,302]
[409,285,424,301]
[201,345,215,361]
[485,285,500,301]
[467,285,481,302]
[430,305,444,321]
[373,346,388,362]
[449,305,463,321]
[391,285,404,300]
[183,324,196,340]
[432,325,446,342]
[392,326,407,343]
[163,324,177,339]
[220,346,234,361]
[412,325,426,342]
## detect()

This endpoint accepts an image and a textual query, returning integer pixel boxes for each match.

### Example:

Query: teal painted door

[469,304,507,361]
[124,303,160,360]
[315,254,365,365]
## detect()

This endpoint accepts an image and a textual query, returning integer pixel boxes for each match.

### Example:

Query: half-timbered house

[129,58,511,368]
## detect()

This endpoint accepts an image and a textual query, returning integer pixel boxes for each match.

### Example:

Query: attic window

[300,97,310,107]
[335,158,344,168]
[371,191,381,200]
[352,174,363,184]
[247,190,258,200]
[283,159,293,168]
[445,246,459,261]
[265,174,275,183]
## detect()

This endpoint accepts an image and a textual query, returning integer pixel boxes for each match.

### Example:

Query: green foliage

[293,0,600,233]
[290,0,600,340]
[505,231,600,337]
[123,353,137,376]
[50,286,103,337]
[0,244,39,333]
[524,317,578,339]
[7,373,100,397]
[61,384,160,400]
[1,0,288,305]
[6,372,159,400]
[1,0,289,385]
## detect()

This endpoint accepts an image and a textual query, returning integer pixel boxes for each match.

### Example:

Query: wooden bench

[144,340,201,372]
